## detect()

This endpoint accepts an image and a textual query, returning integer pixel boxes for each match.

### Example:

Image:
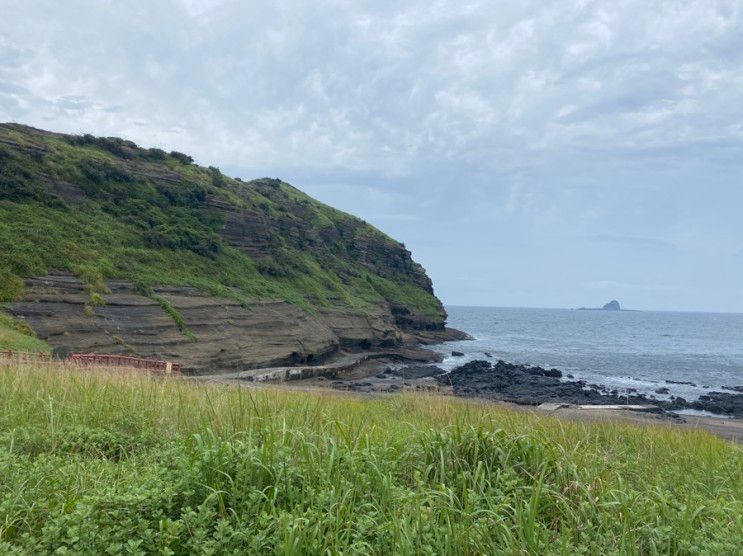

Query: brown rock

[11,273,454,374]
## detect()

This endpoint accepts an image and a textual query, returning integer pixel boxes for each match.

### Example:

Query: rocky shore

[2,124,466,374]
[438,360,743,418]
[12,274,470,374]
[320,358,743,419]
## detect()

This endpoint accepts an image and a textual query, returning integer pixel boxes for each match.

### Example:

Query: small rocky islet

[577,299,622,311]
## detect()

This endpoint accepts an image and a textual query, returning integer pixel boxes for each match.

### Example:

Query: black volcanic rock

[438,360,652,407]
[721,385,743,393]
[679,392,743,417]
[439,360,743,418]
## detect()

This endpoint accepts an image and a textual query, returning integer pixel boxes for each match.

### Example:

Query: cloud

[1,0,742,311]
[1,0,741,175]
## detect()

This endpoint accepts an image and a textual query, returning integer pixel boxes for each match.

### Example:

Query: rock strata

[11,273,458,373]
[1,124,466,372]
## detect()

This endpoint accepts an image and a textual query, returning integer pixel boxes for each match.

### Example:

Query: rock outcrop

[0,123,466,372]
[578,300,622,311]
[10,273,457,372]
[438,360,743,418]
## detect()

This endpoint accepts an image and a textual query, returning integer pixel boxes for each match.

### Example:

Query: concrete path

[194,352,369,383]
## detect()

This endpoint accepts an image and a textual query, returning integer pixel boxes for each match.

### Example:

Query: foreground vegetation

[0,362,741,554]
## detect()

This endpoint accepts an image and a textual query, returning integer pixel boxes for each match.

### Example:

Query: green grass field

[0,362,741,554]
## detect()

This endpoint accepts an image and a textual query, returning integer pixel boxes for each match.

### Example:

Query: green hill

[0,124,453,370]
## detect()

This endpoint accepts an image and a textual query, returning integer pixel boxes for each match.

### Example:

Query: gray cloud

[1,0,742,311]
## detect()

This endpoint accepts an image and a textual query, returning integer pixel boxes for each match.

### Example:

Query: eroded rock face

[211,178,442,331]
[315,306,400,349]
[1,124,449,337]
[2,124,459,366]
[10,273,418,373]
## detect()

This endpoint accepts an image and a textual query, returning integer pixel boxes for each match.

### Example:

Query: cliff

[0,123,462,372]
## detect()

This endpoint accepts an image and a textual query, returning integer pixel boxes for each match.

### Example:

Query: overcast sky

[2,1,742,312]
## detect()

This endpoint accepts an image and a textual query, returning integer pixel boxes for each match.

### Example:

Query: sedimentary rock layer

[11,273,425,373]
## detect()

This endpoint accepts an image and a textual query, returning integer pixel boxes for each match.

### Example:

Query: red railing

[0,350,50,362]
[68,353,182,375]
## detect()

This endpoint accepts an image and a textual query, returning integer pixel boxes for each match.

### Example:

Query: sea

[431,306,743,404]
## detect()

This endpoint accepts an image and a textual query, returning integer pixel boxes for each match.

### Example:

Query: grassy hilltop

[0,123,443,325]
[0,361,741,553]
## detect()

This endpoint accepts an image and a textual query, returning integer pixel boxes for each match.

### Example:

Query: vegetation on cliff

[0,312,49,353]
[0,362,741,553]
[0,123,445,325]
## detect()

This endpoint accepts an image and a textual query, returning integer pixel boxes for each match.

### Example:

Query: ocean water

[432,306,743,402]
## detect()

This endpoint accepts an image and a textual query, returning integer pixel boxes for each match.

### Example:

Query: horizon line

[442,304,743,316]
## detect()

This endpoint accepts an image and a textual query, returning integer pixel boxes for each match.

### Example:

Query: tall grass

[0,361,741,554]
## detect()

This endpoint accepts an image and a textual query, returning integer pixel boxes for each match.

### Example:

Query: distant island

[578,300,622,311]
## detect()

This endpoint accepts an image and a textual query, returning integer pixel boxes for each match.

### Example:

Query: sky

[1,0,742,312]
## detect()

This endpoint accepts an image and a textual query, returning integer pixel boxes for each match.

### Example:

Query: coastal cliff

[0,123,463,371]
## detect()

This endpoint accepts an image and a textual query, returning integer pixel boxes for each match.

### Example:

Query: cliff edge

[0,123,465,372]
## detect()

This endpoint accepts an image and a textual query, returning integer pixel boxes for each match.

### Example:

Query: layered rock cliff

[0,123,460,372]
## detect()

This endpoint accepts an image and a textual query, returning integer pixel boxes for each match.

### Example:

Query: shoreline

[436,359,743,418]
[192,347,743,443]
[3,349,740,443]
[208,368,743,445]
[191,324,743,420]
[194,345,443,383]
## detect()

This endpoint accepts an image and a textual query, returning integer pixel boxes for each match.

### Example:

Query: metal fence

[0,349,182,375]
[0,350,50,362]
